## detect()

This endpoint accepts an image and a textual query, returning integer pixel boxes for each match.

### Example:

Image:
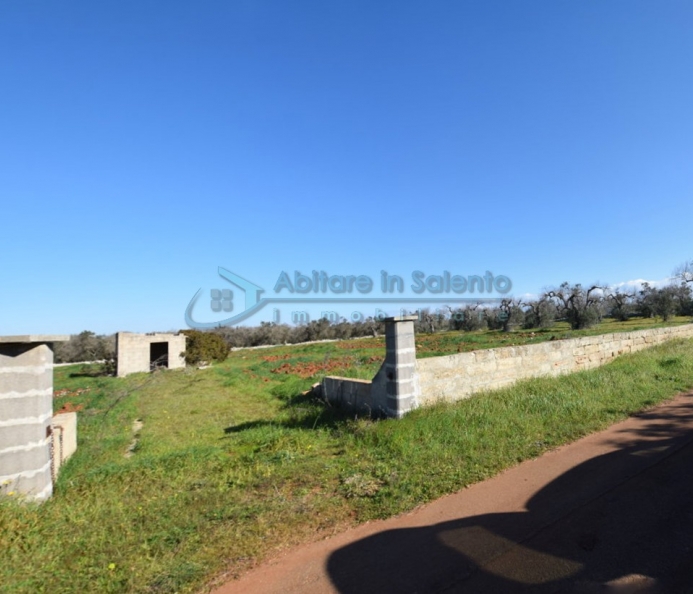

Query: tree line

[54,259,693,363]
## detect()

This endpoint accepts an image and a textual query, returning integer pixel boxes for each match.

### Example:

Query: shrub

[181,330,229,365]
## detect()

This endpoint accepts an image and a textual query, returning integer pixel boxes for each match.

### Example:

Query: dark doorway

[150,342,169,370]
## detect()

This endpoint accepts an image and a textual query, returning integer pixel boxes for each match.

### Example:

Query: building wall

[116,332,187,377]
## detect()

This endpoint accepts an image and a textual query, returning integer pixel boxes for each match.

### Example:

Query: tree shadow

[327,394,693,593]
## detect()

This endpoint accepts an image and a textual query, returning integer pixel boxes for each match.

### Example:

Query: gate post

[383,316,420,418]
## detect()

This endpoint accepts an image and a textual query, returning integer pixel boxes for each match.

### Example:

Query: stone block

[474,350,495,363]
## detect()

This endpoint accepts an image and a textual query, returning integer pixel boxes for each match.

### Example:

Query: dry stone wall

[322,322,693,418]
[417,324,693,405]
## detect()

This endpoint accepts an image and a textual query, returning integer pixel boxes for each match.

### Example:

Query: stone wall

[417,324,693,405]
[322,322,693,418]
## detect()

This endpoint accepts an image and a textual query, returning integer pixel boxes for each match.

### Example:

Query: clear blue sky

[2,1,692,334]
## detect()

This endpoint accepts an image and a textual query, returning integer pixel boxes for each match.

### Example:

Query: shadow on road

[327,396,693,593]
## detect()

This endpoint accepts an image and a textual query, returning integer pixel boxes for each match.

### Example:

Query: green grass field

[2,317,693,593]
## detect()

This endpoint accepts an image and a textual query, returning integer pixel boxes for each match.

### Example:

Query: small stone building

[116,332,186,377]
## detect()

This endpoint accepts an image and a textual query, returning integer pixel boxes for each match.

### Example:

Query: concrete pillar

[383,316,420,418]
[0,335,68,501]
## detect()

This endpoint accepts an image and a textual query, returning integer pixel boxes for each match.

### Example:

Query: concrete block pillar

[383,316,420,418]
[0,335,68,501]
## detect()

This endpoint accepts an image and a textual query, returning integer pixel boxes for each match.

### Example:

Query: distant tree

[674,260,693,285]
[447,306,466,331]
[54,331,115,363]
[522,297,557,329]
[363,316,384,338]
[636,282,655,319]
[450,304,487,332]
[294,318,333,342]
[502,298,524,332]
[545,282,604,330]
[331,320,354,340]
[487,299,524,332]
[672,283,693,316]
[415,308,445,334]
[672,261,693,318]
[485,307,503,331]
[606,288,636,321]
[654,287,678,321]
[638,283,679,321]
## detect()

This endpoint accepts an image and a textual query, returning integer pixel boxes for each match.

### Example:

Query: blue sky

[2,1,692,334]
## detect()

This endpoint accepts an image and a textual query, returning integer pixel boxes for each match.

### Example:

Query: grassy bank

[1,319,693,593]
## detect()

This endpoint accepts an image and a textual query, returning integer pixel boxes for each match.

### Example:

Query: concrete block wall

[116,332,187,377]
[322,323,693,418]
[323,316,421,418]
[0,336,68,501]
[322,377,374,412]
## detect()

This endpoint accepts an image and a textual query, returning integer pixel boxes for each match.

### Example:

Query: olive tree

[522,297,557,329]
[638,282,690,321]
[487,299,524,332]
[606,288,637,321]
[675,260,693,285]
[545,282,604,330]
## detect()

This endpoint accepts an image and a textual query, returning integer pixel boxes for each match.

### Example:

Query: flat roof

[383,315,419,322]
[0,335,70,343]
